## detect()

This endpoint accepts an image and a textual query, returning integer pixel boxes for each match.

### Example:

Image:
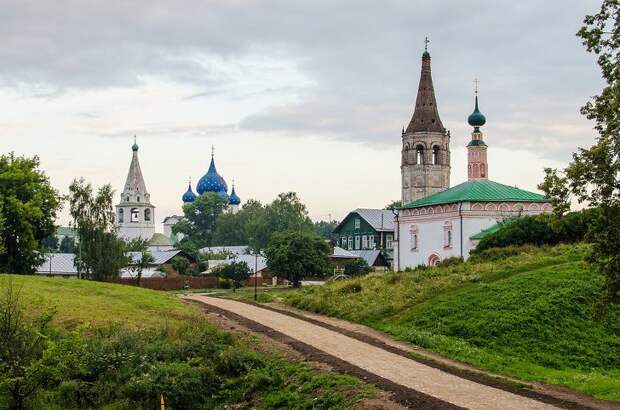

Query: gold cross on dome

[424,36,429,51]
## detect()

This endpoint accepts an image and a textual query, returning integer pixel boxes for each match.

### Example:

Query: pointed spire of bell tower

[406,38,445,134]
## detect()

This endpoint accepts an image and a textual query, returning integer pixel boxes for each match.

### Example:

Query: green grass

[280,244,620,401]
[0,275,375,409]
[1,274,201,330]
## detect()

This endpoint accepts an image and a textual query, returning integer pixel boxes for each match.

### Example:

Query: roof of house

[127,250,195,265]
[401,179,549,209]
[201,246,249,256]
[331,246,359,259]
[230,254,268,273]
[147,233,173,247]
[349,250,386,267]
[335,209,395,233]
[36,253,78,275]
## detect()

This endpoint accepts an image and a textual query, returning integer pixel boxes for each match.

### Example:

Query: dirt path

[185,295,561,410]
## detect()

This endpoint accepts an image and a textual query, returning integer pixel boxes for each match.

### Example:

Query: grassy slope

[0,275,373,409]
[2,274,201,329]
[281,244,620,401]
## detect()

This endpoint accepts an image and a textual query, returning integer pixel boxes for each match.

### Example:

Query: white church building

[393,47,552,270]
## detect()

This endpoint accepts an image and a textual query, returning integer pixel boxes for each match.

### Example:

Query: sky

[0,0,604,230]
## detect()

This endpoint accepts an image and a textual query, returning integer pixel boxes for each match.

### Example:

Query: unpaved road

[185,295,560,410]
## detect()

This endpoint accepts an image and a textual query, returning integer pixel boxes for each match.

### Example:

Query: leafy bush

[212,261,252,290]
[473,208,599,254]
[343,258,372,276]
[436,256,463,267]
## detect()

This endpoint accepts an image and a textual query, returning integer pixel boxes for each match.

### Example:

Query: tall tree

[68,179,127,280]
[173,192,229,249]
[212,199,265,246]
[247,192,314,251]
[313,220,339,240]
[539,0,620,303]
[265,231,331,288]
[0,154,60,274]
[59,236,75,253]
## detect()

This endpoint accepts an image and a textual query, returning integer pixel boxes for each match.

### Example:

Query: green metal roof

[147,233,173,247]
[401,179,549,209]
[470,223,501,240]
[467,139,487,147]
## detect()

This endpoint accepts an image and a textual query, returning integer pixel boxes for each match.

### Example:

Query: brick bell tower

[401,39,450,204]
[467,82,488,180]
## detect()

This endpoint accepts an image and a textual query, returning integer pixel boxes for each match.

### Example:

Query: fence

[112,275,273,291]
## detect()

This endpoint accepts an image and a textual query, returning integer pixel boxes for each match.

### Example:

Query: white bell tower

[115,138,155,240]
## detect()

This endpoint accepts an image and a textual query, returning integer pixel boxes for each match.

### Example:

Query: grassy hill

[281,244,620,401]
[0,275,373,409]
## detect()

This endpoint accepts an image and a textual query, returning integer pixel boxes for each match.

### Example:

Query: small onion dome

[229,185,241,205]
[197,156,228,195]
[468,95,486,128]
[182,181,196,203]
[132,141,139,152]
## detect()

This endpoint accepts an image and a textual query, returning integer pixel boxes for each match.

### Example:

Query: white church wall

[395,201,553,270]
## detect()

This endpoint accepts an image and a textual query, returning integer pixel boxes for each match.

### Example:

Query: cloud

[0,0,604,161]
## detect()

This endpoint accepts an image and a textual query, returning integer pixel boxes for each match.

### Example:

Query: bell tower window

[432,146,440,165]
[416,145,424,165]
[130,208,140,222]
[144,208,151,222]
[118,208,124,223]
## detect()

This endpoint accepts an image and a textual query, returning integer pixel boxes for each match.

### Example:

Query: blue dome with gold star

[182,180,196,203]
[197,156,228,195]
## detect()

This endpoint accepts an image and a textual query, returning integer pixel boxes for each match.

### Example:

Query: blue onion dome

[468,95,486,128]
[196,155,228,195]
[229,184,241,205]
[182,179,196,203]
[132,136,139,152]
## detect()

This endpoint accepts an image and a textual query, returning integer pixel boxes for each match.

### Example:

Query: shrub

[339,281,362,294]
[437,256,463,267]
[473,208,598,254]
[343,258,372,276]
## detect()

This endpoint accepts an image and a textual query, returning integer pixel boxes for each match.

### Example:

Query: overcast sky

[0,0,603,229]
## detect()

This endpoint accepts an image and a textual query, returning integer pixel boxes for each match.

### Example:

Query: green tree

[212,261,251,291]
[314,220,339,240]
[212,199,265,246]
[247,192,314,251]
[68,179,127,280]
[59,236,75,253]
[384,200,402,210]
[173,193,229,249]
[265,231,331,288]
[540,1,620,303]
[0,154,60,274]
[343,258,372,276]
[41,235,59,252]
[0,279,53,410]
[171,256,191,276]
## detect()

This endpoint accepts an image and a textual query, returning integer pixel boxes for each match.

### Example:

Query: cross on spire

[473,78,480,95]
[424,36,429,51]
[211,144,215,158]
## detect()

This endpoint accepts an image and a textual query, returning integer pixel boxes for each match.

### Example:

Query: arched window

[144,208,151,222]
[118,208,124,223]
[481,164,486,177]
[131,208,140,222]
[416,145,424,165]
[410,225,419,251]
[137,196,140,202]
[126,196,130,202]
[432,146,440,165]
